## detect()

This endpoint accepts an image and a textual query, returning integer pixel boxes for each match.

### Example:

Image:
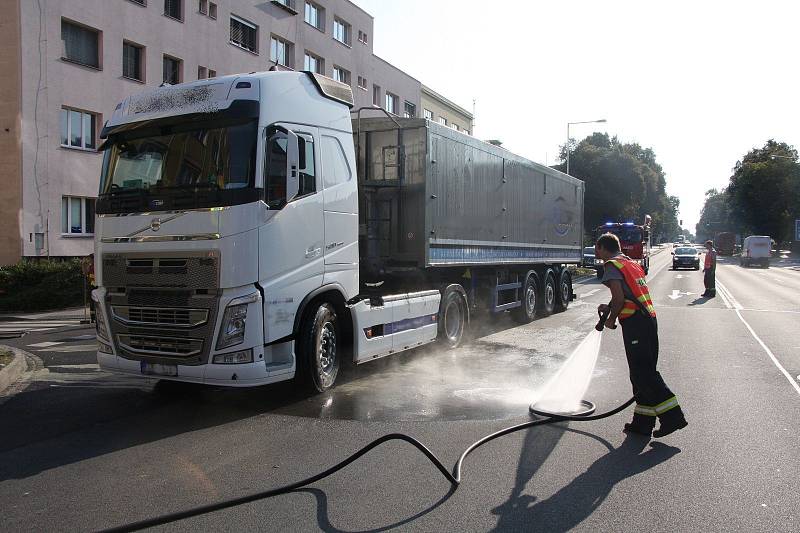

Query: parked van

[740,235,771,267]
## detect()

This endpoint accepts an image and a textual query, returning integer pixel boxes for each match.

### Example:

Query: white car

[740,235,771,268]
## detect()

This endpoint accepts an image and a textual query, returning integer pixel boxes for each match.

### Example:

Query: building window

[209,68,217,78]
[198,65,208,79]
[423,109,433,120]
[230,15,258,53]
[270,36,293,67]
[304,51,322,73]
[273,0,296,10]
[333,18,350,45]
[385,92,398,115]
[199,0,207,14]
[163,55,182,84]
[128,0,146,5]
[209,2,217,18]
[61,19,101,69]
[164,0,183,20]
[438,117,447,126]
[122,41,145,82]
[358,30,368,44]
[332,66,350,85]
[60,108,97,150]
[357,76,367,90]
[61,197,96,235]
[404,101,416,118]
[304,2,323,30]
[372,84,381,106]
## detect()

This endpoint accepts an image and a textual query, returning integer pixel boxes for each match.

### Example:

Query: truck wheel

[539,272,556,316]
[596,266,604,280]
[297,302,340,393]
[512,274,538,324]
[555,270,572,312]
[438,285,468,348]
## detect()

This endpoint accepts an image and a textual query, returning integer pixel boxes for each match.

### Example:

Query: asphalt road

[1,246,798,532]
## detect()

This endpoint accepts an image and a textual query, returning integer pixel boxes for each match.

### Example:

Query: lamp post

[566,119,607,175]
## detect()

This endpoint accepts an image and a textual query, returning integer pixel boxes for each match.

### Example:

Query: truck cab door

[259,124,325,344]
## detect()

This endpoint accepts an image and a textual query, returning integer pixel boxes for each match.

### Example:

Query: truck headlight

[213,349,253,364]
[94,304,109,341]
[98,339,113,354]
[216,293,259,350]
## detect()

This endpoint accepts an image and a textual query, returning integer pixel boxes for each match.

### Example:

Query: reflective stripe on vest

[607,257,656,320]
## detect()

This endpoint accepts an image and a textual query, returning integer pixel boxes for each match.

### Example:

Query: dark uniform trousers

[704,267,716,294]
[620,311,681,427]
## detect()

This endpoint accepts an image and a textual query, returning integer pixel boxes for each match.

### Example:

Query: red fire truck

[595,215,652,278]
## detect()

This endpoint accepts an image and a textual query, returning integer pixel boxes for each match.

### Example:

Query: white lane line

[717,279,800,397]
[38,344,97,353]
[27,341,63,348]
[579,288,601,298]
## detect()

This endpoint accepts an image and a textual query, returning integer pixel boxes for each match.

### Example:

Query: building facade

[420,84,473,135]
[0,0,470,265]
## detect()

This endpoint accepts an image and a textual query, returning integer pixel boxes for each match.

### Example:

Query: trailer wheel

[512,273,538,324]
[555,270,572,312]
[297,302,340,393]
[438,285,468,348]
[540,272,556,316]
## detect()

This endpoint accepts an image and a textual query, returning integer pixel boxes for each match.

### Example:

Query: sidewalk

[0,307,89,322]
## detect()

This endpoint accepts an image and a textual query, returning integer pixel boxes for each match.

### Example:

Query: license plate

[140,361,178,377]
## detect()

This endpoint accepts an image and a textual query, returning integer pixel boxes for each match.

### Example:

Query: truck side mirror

[286,129,300,203]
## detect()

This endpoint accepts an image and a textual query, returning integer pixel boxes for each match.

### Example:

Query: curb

[0,345,28,393]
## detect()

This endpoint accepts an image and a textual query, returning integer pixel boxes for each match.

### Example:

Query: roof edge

[421,84,473,119]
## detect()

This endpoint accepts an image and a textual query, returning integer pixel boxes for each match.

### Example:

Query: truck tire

[438,285,468,348]
[555,270,572,312]
[539,271,556,316]
[297,302,340,393]
[512,273,538,324]
[596,266,604,280]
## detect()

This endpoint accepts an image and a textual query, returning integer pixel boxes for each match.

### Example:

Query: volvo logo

[150,218,162,232]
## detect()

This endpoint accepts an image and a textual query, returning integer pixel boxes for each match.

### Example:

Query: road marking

[675,274,685,279]
[27,341,63,348]
[667,289,694,300]
[38,344,97,353]
[717,282,742,310]
[579,288,601,298]
[717,279,800,397]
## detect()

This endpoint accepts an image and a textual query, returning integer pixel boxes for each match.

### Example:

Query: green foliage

[0,260,86,312]
[556,133,680,239]
[727,140,799,243]
[696,188,734,242]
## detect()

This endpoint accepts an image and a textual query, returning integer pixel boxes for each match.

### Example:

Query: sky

[352,0,800,232]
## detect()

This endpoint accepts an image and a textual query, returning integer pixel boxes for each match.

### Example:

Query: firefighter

[595,233,687,438]
[702,240,717,297]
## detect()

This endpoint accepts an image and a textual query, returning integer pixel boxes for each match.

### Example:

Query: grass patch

[0,349,13,367]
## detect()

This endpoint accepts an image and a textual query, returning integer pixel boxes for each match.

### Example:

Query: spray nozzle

[596,304,616,331]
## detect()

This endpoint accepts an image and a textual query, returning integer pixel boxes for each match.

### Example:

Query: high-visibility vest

[606,256,656,320]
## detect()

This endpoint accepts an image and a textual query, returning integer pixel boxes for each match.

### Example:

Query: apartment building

[421,84,473,135]
[0,0,471,265]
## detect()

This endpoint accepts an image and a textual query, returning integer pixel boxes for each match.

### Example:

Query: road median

[0,345,30,394]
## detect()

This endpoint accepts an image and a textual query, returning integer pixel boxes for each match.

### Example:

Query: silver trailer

[354,117,583,321]
[354,118,584,274]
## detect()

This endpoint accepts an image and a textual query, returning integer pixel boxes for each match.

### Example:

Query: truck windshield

[97,118,259,213]
[609,227,642,242]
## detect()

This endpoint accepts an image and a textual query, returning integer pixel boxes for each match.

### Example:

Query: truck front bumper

[97,344,295,387]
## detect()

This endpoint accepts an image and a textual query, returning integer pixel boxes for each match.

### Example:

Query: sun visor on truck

[305,72,354,108]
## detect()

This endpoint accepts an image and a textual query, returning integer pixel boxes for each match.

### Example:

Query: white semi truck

[93,71,584,391]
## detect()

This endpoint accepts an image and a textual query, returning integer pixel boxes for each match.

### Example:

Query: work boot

[623,414,655,437]
[653,407,688,438]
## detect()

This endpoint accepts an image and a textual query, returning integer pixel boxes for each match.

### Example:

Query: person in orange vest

[702,240,717,297]
[595,233,687,438]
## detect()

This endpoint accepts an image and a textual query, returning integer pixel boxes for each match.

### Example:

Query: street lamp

[566,119,607,175]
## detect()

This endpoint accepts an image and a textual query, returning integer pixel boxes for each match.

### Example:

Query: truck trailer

[93,71,584,391]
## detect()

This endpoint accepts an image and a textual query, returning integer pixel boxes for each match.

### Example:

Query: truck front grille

[117,334,204,358]
[111,306,209,328]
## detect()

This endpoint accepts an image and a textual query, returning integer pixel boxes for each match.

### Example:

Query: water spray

[100,313,634,533]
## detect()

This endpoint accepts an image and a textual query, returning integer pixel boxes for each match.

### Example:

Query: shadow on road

[491,430,680,532]
[688,296,712,306]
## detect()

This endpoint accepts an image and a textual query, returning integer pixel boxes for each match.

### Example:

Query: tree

[696,188,733,242]
[727,140,800,243]
[555,133,679,239]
